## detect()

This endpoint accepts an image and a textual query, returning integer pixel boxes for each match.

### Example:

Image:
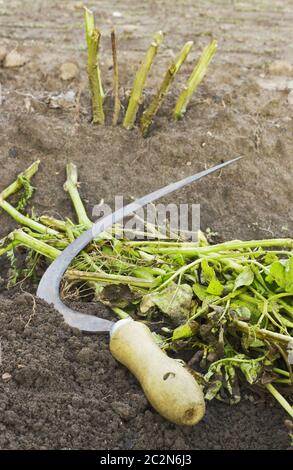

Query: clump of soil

[0,292,291,450]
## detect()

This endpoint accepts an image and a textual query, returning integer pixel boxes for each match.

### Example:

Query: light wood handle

[110,319,205,426]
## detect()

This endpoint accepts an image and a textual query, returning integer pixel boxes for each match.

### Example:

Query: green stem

[63,163,92,229]
[123,31,163,130]
[155,257,203,291]
[84,7,104,124]
[266,383,293,418]
[39,216,67,232]
[273,379,292,384]
[112,307,130,319]
[65,269,155,288]
[209,354,265,371]
[40,216,84,239]
[272,368,290,377]
[0,160,40,200]
[11,230,60,260]
[234,319,292,346]
[0,199,59,236]
[140,41,193,136]
[0,240,20,256]
[173,39,217,120]
[111,29,121,125]
[142,238,293,256]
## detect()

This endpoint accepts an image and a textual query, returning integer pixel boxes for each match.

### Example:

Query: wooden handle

[110,319,205,426]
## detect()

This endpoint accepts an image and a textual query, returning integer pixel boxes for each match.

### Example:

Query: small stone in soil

[284,419,293,431]
[48,90,76,109]
[4,50,26,68]
[60,62,79,81]
[2,373,12,382]
[111,401,135,421]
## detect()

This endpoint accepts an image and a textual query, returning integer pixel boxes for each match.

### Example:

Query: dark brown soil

[0,0,292,450]
[0,293,290,450]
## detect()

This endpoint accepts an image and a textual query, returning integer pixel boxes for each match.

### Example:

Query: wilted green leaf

[132,266,155,281]
[263,252,278,265]
[239,360,262,384]
[207,276,224,296]
[267,261,285,288]
[140,282,193,324]
[201,259,215,283]
[242,335,265,349]
[204,361,240,404]
[193,283,220,305]
[234,266,254,290]
[284,257,293,293]
[235,306,251,321]
[172,320,198,341]
[205,378,222,401]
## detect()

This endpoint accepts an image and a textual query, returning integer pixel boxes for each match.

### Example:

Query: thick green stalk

[273,379,292,384]
[266,383,293,418]
[40,216,84,240]
[84,7,104,124]
[63,163,92,229]
[39,216,67,232]
[0,198,59,236]
[141,238,293,256]
[272,368,290,378]
[140,41,193,136]
[1,160,40,201]
[11,230,60,260]
[111,29,121,125]
[9,231,98,273]
[123,31,163,130]
[173,39,217,120]
[65,269,155,288]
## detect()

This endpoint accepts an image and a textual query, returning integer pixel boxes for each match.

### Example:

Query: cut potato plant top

[84,6,217,135]
[0,162,292,421]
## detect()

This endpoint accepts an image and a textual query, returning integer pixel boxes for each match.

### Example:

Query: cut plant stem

[139,238,293,255]
[273,368,290,378]
[11,230,61,260]
[0,160,40,201]
[65,269,156,288]
[140,41,193,136]
[40,216,67,232]
[84,7,105,124]
[266,383,293,418]
[0,198,59,236]
[234,319,292,346]
[63,163,92,229]
[173,39,217,120]
[123,31,163,130]
[111,29,121,125]
[0,240,19,256]
[112,307,130,319]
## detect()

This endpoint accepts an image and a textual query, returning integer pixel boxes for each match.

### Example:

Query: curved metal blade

[37,156,242,332]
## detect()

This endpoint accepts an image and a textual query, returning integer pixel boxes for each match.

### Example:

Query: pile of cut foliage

[0,162,292,423]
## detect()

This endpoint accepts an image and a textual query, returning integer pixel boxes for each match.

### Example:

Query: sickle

[36,156,242,426]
